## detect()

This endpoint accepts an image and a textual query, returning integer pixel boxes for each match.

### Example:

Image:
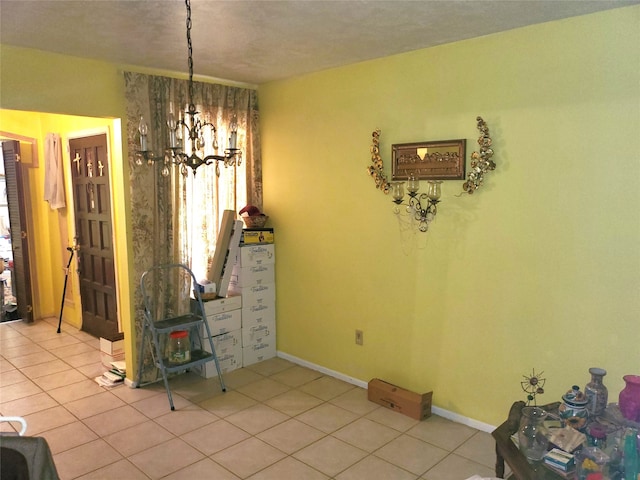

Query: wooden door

[1,141,34,323]
[69,134,119,338]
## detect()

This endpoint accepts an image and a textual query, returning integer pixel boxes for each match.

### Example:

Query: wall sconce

[390,174,442,232]
[367,116,496,234]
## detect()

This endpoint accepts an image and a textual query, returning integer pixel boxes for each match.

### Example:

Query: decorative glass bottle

[585,367,608,417]
[619,375,640,423]
[518,406,549,462]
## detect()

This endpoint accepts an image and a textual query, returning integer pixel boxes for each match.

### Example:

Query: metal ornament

[462,116,496,194]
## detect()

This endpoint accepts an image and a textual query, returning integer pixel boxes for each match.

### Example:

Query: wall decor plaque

[391,139,466,180]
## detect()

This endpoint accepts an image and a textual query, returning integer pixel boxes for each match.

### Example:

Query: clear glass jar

[585,367,608,417]
[518,406,549,462]
[167,330,190,365]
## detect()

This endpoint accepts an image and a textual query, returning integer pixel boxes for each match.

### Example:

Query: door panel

[69,134,118,338]
[1,141,34,323]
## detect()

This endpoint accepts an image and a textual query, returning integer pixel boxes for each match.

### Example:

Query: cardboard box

[367,379,432,420]
[235,244,275,267]
[200,308,242,337]
[242,301,276,328]
[242,339,276,366]
[204,329,242,355]
[100,335,124,356]
[241,319,275,347]
[195,281,217,295]
[544,448,575,472]
[196,350,242,378]
[209,210,237,295]
[230,264,275,288]
[231,283,276,307]
[241,229,274,245]
[217,220,244,297]
[199,330,243,378]
[197,295,242,316]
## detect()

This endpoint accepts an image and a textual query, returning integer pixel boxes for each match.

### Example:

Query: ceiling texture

[0,0,637,85]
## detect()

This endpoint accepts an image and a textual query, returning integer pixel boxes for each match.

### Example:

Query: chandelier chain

[185,0,194,105]
[135,0,242,176]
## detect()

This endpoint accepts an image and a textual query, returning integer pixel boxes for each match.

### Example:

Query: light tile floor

[0,318,502,479]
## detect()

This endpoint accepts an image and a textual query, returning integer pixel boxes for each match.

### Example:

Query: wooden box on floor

[367,378,432,420]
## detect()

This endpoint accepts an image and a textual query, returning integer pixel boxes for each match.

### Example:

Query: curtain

[124,71,262,382]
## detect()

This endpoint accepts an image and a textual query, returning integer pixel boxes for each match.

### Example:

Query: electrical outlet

[355,329,364,346]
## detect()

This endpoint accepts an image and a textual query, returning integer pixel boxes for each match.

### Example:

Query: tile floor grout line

[2,319,501,480]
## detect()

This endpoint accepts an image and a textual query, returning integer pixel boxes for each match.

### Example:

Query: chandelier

[135,0,242,177]
[390,174,442,232]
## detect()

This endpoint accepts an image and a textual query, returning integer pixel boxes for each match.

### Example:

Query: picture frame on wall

[391,139,466,180]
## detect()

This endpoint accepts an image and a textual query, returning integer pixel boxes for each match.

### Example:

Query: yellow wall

[259,6,640,425]
[0,47,134,376]
[1,6,638,426]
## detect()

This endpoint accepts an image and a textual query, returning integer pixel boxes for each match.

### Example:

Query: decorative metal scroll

[367,129,391,194]
[462,116,496,194]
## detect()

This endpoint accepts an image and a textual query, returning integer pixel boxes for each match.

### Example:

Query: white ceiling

[1,0,637,85]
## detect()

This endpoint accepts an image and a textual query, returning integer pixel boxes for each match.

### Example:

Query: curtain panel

[124,71,262,383]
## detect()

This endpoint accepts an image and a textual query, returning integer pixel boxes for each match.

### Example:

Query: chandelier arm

[203,154,231,163]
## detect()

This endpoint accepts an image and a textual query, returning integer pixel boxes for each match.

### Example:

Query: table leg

[496,442,506,478]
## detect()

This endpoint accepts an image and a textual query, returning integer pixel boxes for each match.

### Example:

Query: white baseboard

[276,350,496,433]
[277,351,369,389]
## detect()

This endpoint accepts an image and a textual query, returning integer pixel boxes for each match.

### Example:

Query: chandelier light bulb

[167,111,178,148]
[138,116,148,136]
[229,115,238,149]
[138,116,148,151]
[176,112,183,141]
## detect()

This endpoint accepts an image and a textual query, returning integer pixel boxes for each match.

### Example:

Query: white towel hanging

[44,133,66,209]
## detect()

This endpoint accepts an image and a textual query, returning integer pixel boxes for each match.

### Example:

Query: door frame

[66,127,123,333]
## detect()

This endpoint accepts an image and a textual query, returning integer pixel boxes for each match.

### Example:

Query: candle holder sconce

[367,116,496,233]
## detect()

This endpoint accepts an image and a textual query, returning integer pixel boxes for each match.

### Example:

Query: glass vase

[619,375,640,423]
[585,367,608,417]
[518,406,549,462]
